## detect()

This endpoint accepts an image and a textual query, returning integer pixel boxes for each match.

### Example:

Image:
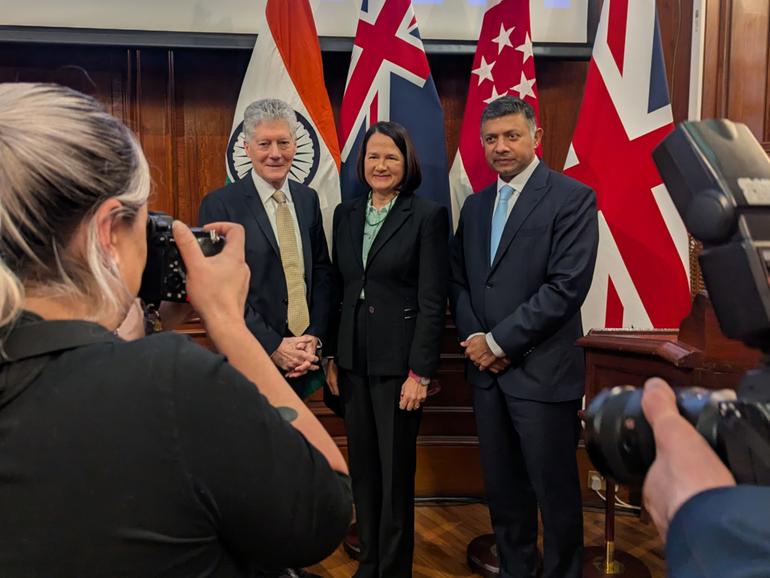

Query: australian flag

[338,0,450,213]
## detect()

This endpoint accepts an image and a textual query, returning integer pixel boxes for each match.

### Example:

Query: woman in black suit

[327,121,448,578]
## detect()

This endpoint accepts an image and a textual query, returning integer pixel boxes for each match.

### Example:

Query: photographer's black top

[0,314,352,576]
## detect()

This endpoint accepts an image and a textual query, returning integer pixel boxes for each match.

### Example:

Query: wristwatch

[409,370,431,386]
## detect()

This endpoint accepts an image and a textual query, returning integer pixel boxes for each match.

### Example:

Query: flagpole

[582,480,652,578]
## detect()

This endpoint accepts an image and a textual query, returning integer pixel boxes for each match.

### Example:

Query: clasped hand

[271,335,320,378]
[460,334,511,373]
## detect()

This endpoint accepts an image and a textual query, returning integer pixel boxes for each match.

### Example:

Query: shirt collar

[497,156,540,195]
[251,169,292,204]
[366,191,398,213]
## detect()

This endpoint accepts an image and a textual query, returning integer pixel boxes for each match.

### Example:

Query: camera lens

[584,387,654,486]
[584,386,726,486]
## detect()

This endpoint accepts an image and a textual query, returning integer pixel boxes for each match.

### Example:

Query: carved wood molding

[416,436,480,447]
[577,330,702,368]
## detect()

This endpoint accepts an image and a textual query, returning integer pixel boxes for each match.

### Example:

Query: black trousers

[339,302,422,578]
[473,384,583,578]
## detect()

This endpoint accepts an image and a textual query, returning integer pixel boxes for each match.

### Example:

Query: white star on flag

[516,32,534,63]
[483,85,505,104]
[472,56,495,86]
[512,71,536,99]
[449,0,541,229]
[491,23,514,54]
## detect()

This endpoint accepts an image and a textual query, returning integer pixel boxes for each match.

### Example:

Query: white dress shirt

[251,170,307,294]
[492,155,539,221]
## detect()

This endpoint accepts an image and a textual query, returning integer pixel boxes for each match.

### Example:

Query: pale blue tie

[490,184,514,264]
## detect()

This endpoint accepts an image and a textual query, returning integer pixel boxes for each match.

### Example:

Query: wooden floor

[309,502,666,577]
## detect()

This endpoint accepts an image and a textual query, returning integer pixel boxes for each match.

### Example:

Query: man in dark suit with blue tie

[450,96,599,578]
[199,98,332,401]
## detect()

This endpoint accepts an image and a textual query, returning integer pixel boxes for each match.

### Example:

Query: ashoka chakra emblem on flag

[226,110,321,185]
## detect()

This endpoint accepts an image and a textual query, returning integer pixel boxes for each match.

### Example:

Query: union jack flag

[339,0,450,211]
[565,0,691,330]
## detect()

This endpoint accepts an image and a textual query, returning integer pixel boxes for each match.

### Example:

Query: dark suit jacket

[330,193,449,377]
[666,486,770,578]
[449,162,598,402]
[198,177,333,355]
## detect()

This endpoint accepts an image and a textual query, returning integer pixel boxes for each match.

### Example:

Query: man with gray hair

[199,97,332,405]
[199,100,331,578]
[450,95,599,578]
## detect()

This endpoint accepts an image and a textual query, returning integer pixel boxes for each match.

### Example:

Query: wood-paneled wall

[0,0,696,498]
[703,0,770,153]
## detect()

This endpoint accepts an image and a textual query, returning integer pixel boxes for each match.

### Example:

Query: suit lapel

[240,177,280,258]
[489,162,550,275]
[348,196,367,271]
[290,181,313,285]
[479,185,497,270]
[366,193,413,270]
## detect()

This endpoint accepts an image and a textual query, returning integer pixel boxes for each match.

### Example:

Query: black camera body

[584,119,770,487]
[138,212,223,304]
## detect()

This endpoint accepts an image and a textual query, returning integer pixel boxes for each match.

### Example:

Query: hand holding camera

[136,210,251,331]
[640,378,735,538]
[171,220,251,329]
[139,212,225,304]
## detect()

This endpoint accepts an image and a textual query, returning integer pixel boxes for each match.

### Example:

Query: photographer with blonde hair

[0,83,351,577]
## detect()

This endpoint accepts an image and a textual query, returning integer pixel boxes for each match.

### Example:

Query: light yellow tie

[273,190,309,336]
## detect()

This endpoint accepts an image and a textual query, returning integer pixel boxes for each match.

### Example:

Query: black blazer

[330,193,449,377]
[449,162,599,402]
[198,177,333,355]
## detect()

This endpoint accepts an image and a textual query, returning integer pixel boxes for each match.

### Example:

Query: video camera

[138,212,223,304]
[584,119,770,486]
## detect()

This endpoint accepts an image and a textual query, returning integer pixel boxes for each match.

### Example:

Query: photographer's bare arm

[173,220,348,475]
[640,378,735,539]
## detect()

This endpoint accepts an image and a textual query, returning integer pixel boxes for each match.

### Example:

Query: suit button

[282,298,288,304]
[368,306,375,314]
[485,283,493,289]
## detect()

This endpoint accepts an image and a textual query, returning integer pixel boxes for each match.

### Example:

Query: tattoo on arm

[276,406,298,423]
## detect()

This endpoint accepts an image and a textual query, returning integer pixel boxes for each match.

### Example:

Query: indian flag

[225,0,341,243]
